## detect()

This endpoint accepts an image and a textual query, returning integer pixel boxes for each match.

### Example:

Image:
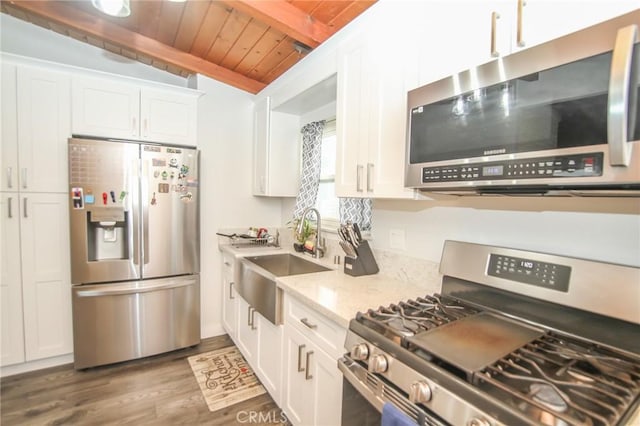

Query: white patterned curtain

[339,198,372,231]
[293,120,326,219]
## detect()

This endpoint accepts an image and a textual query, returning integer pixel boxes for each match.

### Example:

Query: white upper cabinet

[253,96,301,197]
[2,66,71,194]
[511,0,639,54]
[140,88,197,145]
[72,77,140,140]
[1,63,18,193]
[336,29,418,199]
[72,76,198,146]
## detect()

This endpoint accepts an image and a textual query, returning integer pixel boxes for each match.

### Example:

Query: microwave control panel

[422,153,603,183]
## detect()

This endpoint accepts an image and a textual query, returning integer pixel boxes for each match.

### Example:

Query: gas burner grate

[354,294,479,342]
[478,333,640,426]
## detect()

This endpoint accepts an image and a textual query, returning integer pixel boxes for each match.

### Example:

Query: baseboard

[1,353,74,378]
[202,323,226,339]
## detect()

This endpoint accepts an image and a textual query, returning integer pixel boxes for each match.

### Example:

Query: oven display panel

[488,254,571,292]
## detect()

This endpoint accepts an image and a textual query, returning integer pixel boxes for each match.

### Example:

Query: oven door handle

[608,24,638,166]
[338,355,438,426]
[338,356,385,412]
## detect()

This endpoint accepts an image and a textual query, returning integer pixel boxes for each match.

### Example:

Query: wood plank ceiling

[1,0,376,94]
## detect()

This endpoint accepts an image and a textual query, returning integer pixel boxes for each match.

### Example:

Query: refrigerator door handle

[132,158,141,268]
[74,277,196,297]
[141,158,150,266]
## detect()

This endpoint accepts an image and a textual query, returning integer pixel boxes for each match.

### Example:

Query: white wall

[0,14,186,87]
[372,197,640,267]
[195,74,283,337]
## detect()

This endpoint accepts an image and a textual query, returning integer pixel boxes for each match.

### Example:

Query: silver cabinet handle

[21,168,27,189]
[23,197,27,218]
[516,0,526,47]
[7,197,12,218]
[250,308,257,330]
[6,167,12,189]
[224,261,231,266]
[229,282,235,299]
[247,306,253,327]
[144,118,148,138]
[297,344,306,372]
[366,163,374,192]
[490,11,500,57]
[300,318,317,330]
[608,24,638,166]
[132,117,137,136]
[356,164,364,192]
[305,351,314,380]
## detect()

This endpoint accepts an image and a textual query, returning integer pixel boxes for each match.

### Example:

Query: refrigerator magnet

[72,187,84,209]
[152,158,166,167]
[169,158,179,168]
[180,192,193,202]
[84,194,95,204]
[151,192,157,205]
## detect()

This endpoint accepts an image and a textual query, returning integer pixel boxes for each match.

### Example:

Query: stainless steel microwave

[405,10,640,196]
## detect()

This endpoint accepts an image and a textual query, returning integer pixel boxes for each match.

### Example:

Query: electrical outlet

[389,229,406,250]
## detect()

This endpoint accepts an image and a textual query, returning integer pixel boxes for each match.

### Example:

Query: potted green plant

[289,217,314,252]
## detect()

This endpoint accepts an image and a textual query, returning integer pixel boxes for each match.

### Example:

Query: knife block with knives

[338,222,379,276]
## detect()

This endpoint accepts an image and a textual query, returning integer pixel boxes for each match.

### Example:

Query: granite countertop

[219,244,441,328]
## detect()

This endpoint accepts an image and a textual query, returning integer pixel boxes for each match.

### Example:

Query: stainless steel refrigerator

[68,137,200,369]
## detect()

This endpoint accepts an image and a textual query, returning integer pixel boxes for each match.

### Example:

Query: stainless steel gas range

[339,241,640,426]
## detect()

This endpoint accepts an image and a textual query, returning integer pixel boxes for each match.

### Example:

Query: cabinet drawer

[221,251,235,281]
[284,294,346,358]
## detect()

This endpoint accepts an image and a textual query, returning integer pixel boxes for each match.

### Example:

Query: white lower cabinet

[282,294,345,426]
[220,252,237,340]
[222,253,346,424]
[0,192,72,366]
[234,292,284,406]
[282,323,343,426]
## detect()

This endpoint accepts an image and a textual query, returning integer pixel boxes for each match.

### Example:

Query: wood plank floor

[1,335,286,425]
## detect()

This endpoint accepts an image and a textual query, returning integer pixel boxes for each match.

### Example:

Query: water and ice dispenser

[86,208,129,261]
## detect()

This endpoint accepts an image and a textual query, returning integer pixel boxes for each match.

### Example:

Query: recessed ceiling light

[91,0,131,17]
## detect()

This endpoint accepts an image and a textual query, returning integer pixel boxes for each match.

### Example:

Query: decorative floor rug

[188,346,266,412]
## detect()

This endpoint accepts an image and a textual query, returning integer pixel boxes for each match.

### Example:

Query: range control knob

[408,380,432,404]
[368,354,388,373]
[350,343,369,361]
[468,418,491,426]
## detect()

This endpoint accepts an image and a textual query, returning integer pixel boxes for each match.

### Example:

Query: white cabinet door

[220,253,237,339]
[513,0,639,53]
[256,313,283,405]
[0,193,25,366]
[140,88,197,146]
[253,97,269,196]
[20,193,72,361]
[282,323,342,426]
[72,76,140,140]
[335,36,369,197]
[336,31,418,199]
[252,96,301,197]
[1,63,18,192]
[282,324,313,425]
[309,343,343,426]
[17,66,71,193]
[236,296,259,364]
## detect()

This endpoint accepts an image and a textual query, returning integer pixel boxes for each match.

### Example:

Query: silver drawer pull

[229,282,235,299]
[7,197,12,218]
[224,261,231,266]
[300,318,317,330]
[297,344,306,372]
[305,351,314,380]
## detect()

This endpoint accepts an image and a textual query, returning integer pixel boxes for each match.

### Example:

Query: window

[316,119,340,230]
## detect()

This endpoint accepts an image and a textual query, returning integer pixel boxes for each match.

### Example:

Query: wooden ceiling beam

[220,0,333,49]
[6,0,267,94]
